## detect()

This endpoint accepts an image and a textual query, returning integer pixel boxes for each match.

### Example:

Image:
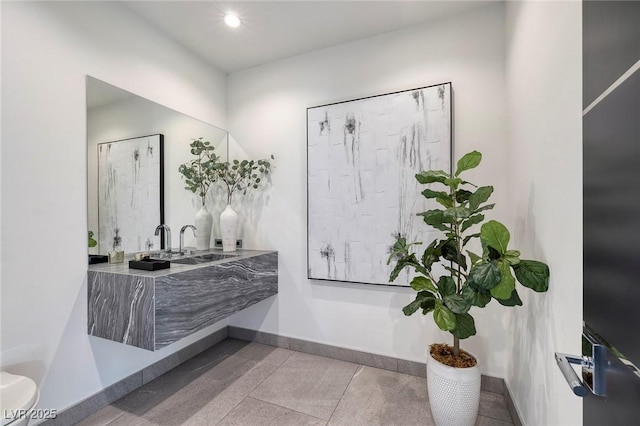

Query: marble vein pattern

[88,271,155,351]
[155,252,278,348]
[87,251,278,351]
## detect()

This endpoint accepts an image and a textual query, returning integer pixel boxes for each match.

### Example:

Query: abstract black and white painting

[97,134,164,254]
[307,83,452,286]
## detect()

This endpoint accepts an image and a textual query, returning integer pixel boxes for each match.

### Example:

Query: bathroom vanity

[87,249,277,351]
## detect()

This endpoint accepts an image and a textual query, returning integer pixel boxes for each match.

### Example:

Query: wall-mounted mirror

[87,76,229,255]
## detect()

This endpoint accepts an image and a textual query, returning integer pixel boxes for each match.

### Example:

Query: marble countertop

[88,248,276,278]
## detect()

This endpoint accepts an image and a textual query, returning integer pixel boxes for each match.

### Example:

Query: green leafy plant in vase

[387,151,549,425]
[178,138,220,250]
[213,155,274,252]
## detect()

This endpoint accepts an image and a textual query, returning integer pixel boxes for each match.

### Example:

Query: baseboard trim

[504,380,524,426]
[41,327,228,425]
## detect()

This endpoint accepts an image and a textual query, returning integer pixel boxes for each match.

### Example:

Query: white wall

[504,1,583,425]
[0,1,585,421]
[227,4,511,377]
[87,94,229,253]
[1,1,228,415]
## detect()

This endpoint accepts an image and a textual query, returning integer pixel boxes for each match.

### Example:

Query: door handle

[555,324,608,397]
[555,352,590,396]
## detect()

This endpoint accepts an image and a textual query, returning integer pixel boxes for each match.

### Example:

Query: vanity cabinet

[88,250,277,351]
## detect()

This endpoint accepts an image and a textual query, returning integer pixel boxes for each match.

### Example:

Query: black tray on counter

[89,255,109,265]
[129,258,171,271]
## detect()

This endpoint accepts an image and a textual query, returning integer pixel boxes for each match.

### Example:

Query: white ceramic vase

[220,204,238,252]
[194,205,213,250]
[426,348,481,426]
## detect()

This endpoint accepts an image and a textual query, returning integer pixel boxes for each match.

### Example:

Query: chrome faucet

[154,224,172,255]
[179,225,197,255]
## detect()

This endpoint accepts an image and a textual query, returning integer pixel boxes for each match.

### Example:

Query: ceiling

[121,1,496,74]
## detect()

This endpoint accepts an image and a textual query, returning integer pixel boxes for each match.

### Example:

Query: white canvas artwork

[307,83,452,286]
[97,134,163,254]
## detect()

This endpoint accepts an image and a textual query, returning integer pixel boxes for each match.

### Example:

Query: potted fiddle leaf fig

[212,155,274,252]
[388,151,549,426]
[178,137,220,250]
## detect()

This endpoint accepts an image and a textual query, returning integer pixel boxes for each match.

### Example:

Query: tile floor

[79,339,514,426]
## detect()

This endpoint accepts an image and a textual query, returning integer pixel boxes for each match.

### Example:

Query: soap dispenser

[108,228,125,263]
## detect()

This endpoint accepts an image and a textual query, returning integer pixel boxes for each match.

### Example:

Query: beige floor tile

[111,355,277,426]
[328,366,432,426]
[75,405,127,426]
[250,352,358,420]
[478,391,513,423]
[217,397,326,426]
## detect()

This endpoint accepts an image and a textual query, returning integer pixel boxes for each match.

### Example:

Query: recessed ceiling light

[224,13,241,28]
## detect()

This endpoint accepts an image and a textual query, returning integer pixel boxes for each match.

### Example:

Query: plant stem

[452,187,463,358]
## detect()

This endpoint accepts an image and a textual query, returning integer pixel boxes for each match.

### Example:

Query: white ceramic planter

[194,205,213,250]
[426,348,481,426]
[220,204,238,252]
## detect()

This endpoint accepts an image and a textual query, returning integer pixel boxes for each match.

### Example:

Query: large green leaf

[444,294,471,314]
[421,296,437,314]
[496,288,523,306]
[490,261,516,300]
[444,177,464,190]
[462,284,492,307]
[451,313,477,339]
[421,240,442,270]
[473,203,495,214]
[387,236,419,264]
[437,276,457,297]
[503,250,521,265]
[421,291,437,310]
[480,220,510,254]
[468,262,501,290]
[461,214,484,233]
[410,276,437,294]
[443,207,471,222]
[416,170,449,185]
[435,198,453,209]
[422,188,453,207]
[466,250,482,265]
[468,186,494,211]
[417,210,450,231]
[403,292,436,316]
[455,151,482,176]
[456,189,473,203]
[389,253,423,282]
[513,260,550,292]
[441,239,467,269]
[483,244,502,261]
[433,301,457,331]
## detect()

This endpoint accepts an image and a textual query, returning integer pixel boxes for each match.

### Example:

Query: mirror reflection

[86,76,229,255]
